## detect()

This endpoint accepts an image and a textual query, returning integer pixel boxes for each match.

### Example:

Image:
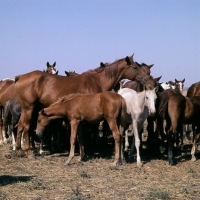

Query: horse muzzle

[149,109,156,117]
[35,129,43,140]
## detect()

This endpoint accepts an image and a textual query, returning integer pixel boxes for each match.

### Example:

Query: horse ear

[154,76,162,82]
[46,62,50,68]
[100,62,105,67]
[40,109,45,115]
[149,64,154,68]
[182,78,185,83]
[56,71,58,75]
[125,56,131,65]
[154,86,159,92]
[175,79,178,82]
[130,53,134,62]
[53,62,56,67]
[65,71,69,76]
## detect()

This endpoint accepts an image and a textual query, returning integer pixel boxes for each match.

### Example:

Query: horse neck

[44,104,66,118]
[137,91,146,111]
[98,62,133,91]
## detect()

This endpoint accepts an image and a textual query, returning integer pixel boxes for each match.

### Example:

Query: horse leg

[76,123,85,162]
[191,133,200,161]
[64,119,79,165]
[16,109,35,159]
[168,118,177,165]
[107,119,122,166]
[182,124,189,143]
[131,120,142,168]
[124,125,131,151]
[15,118,24,150]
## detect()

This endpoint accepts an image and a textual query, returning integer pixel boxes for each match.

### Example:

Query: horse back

[15,70,104,108]
[0,81,16,106]
[187,81,200,97]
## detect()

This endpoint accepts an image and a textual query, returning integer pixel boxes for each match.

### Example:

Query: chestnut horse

[36,92,127,165]
[15,54,156,158]
[43,62,58,74]
[158,92,200,165]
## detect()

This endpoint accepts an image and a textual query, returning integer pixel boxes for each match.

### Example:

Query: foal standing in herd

[118,87,157,167]
[35,92,127,166]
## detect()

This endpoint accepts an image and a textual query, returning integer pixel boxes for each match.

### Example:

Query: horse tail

[3,100,12,126]
[158,98,168,119]
[119,98,127,127]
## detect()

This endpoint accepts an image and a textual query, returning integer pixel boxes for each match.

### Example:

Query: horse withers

[118,87,157,168]
[35,91,127,166]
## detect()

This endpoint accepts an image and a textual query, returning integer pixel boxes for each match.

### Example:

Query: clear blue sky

[0,1,199,87]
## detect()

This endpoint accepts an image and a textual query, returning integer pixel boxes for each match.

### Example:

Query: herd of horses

[0,54,200,168]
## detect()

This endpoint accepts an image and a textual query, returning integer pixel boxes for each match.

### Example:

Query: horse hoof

[64,162,69,166]
[137,162,143,168]
[191,157,196,162]
[27,150,36,160]
[28,154,36,160]
[0,140,3,145]
[169,161,174,166]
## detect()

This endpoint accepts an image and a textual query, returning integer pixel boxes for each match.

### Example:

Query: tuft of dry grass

[0,131,200,200]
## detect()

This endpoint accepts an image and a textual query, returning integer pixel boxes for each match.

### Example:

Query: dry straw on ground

[0,131,200,200]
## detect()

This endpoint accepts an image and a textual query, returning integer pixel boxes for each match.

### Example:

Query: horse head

[144,87,158,116]
[45,62,58,75]
[175,78,185,91]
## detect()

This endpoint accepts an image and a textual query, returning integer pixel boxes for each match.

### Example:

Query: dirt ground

[0,131,200,200]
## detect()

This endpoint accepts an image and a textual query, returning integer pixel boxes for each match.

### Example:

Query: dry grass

[0,133,200,200]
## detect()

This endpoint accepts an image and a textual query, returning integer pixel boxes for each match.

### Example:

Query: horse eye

[146,96,148,99]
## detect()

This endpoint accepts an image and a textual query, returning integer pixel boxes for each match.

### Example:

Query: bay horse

[36,92,127,165]
[43,62,58,74]
[0,78,16,144]
[158,92,200,164]
[118,87,157,167]
[15,54,157,159]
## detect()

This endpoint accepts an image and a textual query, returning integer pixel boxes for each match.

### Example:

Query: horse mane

[135,62,148,67]
[51,93,82,106]
[82,58,126,79]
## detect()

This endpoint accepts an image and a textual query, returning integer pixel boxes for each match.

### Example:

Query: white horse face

[144,88,157,115]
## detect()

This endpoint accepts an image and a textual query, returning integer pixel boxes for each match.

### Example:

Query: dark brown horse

[43,62,58,74]
[158,92,200,164]
[0,79,16,144]
[15,54,156,158]
[36,92,127,165]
